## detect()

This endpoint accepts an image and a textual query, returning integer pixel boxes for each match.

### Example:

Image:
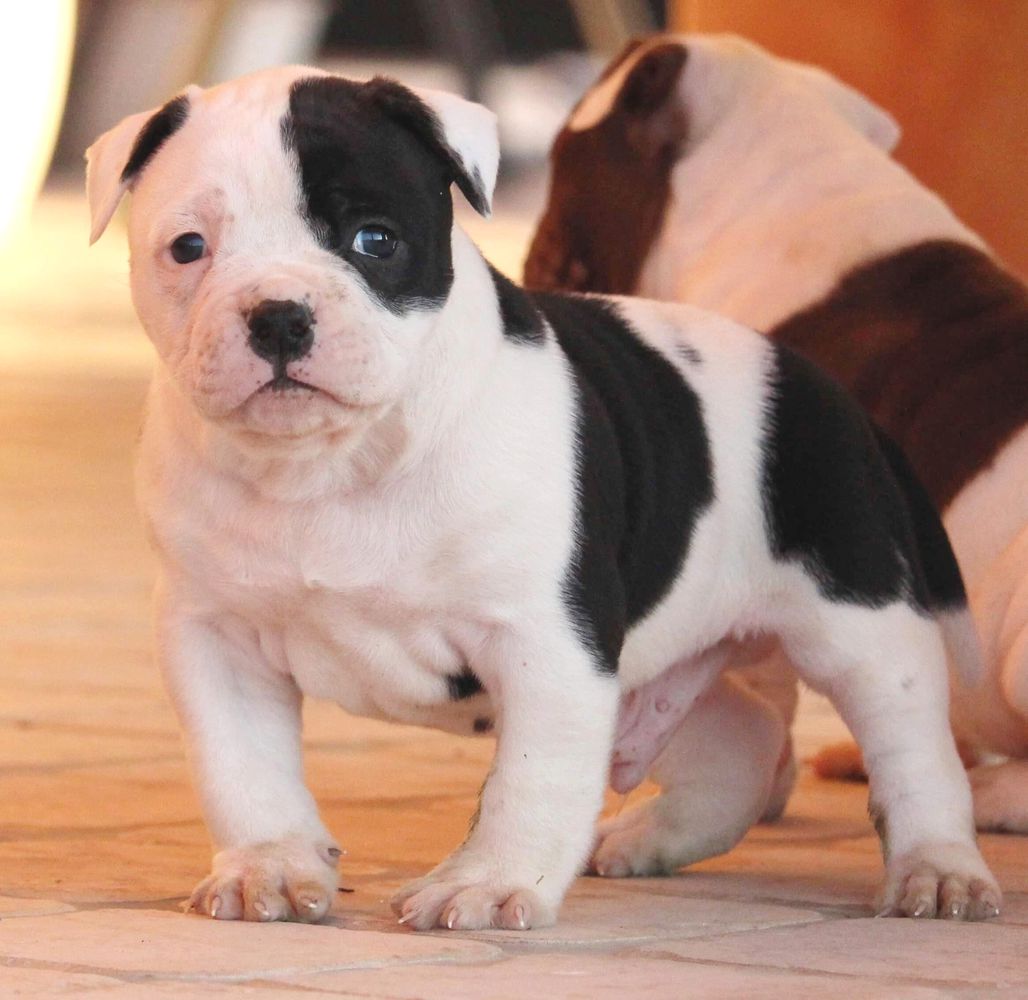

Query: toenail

[210,896,221,918]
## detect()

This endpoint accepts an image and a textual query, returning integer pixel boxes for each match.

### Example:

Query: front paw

[189,836,340,922]
[878,842,1001,921]
[390,875,554,931]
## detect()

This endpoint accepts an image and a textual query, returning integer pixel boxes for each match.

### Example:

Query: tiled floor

[1,189,1025,998]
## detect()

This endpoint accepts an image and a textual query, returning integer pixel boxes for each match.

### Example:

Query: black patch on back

[487,263,545,345]
[762,343,964,611]
[531,292,714,671]
[446,667,483,701]
[284,76,459,313]
[120,94,190,183]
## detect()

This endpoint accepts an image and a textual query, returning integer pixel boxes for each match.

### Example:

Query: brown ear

[617,42,689,118]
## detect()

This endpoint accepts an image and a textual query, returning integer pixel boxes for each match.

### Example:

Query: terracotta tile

[642,919,1028,988]
[277,952,953,1000]
[0,908,502,980]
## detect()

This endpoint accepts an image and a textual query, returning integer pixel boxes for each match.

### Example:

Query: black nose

[247,299,314,364]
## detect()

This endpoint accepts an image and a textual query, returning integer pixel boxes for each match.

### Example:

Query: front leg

[157,584,339,922]
[392,627,619,930]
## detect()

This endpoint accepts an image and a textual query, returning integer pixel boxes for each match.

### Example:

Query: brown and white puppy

[527,34,1028,836]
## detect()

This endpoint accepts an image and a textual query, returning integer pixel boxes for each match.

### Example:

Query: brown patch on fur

[773,241,1028,509]
[814,737,981,782]
[524,40,688,295]
[812,741,867,782]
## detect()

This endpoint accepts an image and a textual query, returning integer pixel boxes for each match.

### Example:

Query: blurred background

[7,1,1028,264]
[0,0,1025,769]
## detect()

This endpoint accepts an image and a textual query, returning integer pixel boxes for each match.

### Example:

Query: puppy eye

[352,225,398,259]
[170,232,206,264]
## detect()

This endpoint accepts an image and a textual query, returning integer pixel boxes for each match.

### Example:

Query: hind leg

[591,672,787,877]
[784,601,1001,920]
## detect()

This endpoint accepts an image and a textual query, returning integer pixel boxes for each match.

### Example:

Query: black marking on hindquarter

[120,94,190,183]
[761,343,966,611]
[871,428,966,610]
[446,667,483,701]
[531,293,715,672]
[472,716,493,734]
[487,263,545,345]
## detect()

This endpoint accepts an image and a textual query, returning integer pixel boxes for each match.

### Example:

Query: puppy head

[524,34,899,295]
[86,67,498,440]
[524,38,688,296]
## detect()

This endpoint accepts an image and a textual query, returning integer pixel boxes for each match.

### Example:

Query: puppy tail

[873,427,986,688]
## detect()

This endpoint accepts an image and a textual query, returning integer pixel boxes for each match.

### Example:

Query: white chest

[156,478,498,728]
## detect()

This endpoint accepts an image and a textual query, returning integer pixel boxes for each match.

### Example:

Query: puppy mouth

[258,373,320,394]
[250,372,365,412]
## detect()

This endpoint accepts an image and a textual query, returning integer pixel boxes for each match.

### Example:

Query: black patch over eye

[170,232,206,264]
[351,225,398,259]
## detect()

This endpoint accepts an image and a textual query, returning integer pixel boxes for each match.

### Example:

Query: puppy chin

[230,383,369,439]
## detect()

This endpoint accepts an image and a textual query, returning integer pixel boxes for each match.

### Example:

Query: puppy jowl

[87,64,998,930]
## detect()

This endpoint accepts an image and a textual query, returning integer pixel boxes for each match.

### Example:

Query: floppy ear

[85,107,158,244]
[568,38,688,137]
[790,64,901,152]
[616,41,689,120]
[85,90,194,244]
[364,78,499,217]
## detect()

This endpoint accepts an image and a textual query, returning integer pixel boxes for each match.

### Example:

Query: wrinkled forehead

[130,67,449,235]
[128,69,309,225]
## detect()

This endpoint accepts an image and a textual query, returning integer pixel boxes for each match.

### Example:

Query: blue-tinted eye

[170,232,206,264]
[352,226,398,259]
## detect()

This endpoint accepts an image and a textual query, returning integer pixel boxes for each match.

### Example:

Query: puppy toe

[191,875,244,920]
[441,886,501,931]
[968,878,1002,921]
[898,864,939,918]
[498,889,548,930]
[938,875,970,920]
[397,882,458,931]
[288,880,334,922]
[243,880,291,922]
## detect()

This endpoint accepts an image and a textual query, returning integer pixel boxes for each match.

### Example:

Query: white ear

[791,64,901,152]
[404,86,500,217]
[84,107,160,244]
[85,87,197,245]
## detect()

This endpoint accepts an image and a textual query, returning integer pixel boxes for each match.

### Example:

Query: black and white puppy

[86,66,999,929]
[526,34,1028,837]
